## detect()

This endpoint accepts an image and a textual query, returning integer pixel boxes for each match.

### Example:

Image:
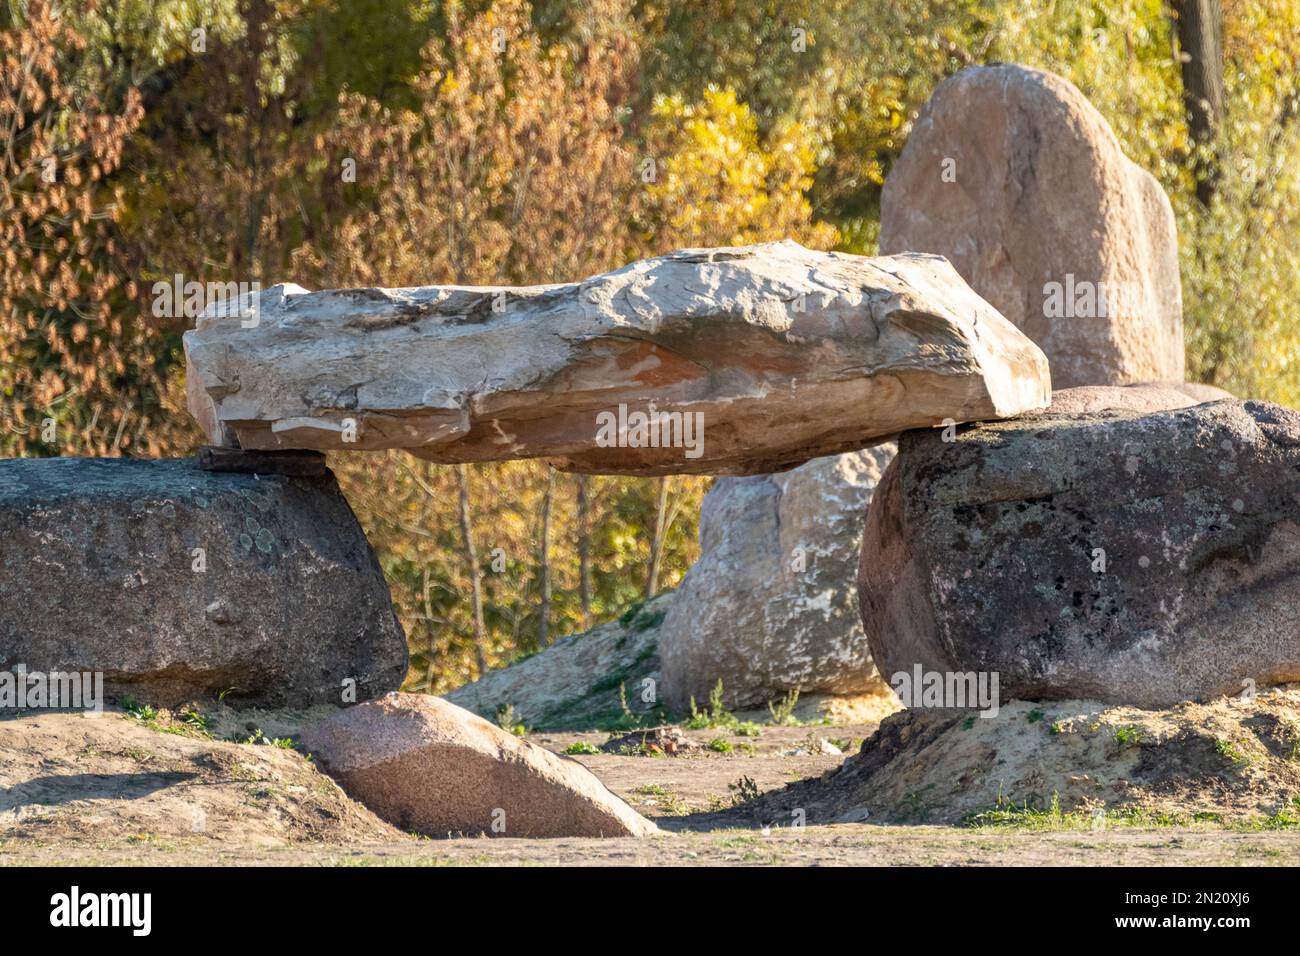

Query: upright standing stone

[880,64,1183,387]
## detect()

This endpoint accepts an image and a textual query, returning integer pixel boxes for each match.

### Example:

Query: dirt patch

[534,723,878,817]
[694,688,1300,828]
[0,708,404,846]
[5,691,1299,866]
[5,826,1298,867]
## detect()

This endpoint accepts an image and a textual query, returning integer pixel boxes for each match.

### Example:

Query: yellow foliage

[638,87,837,251]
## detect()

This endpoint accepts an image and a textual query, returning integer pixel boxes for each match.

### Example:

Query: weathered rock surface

[1158,381,1236,404]
[299,693,660,838]
[0,457,407,708]
[880,64,1183,388]
[184,240,1051,476]
[660,447,897,712]
[859,399,1300,707]
[446,593,671,730]
[1044,382,1231,416]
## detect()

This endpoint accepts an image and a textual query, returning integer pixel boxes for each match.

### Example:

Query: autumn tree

[0,0,186,457]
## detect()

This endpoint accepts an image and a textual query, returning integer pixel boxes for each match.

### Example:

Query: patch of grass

[1283,721,1300,762]
[966,793,1076,830]
[686,680,737,730]
[767,688,802,726]
[121,696,157,722]
[708,737,733,753]
[181,709,210,730]
[121,699,213,740]
[1027,709,1045,724]
[562,741,600,756]
[1227,798,1300,831]
[964,792,1268,831]
[331,855,486,867]
[232,728,299,750]
[493,704,527,736]
[1215,737,1248,764]
[728,775,762,806]
[632,784,688,815]
[602,728,668,757]
[1113,725,1142,747]
[713,833,760,849]
[898,786,935,821]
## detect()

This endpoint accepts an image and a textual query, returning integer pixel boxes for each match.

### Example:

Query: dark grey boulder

[0,457,407,707]
[859,399,1300,707]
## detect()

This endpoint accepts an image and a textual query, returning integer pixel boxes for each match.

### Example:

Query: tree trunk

[454,463,489,677]
[1172,0,1226,206]
[645,476,670,598]
[422,566,437,691]
[538,466,556,646]
[576,474,593,627]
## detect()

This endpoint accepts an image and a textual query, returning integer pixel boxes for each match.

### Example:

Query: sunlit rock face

[659,446,897,712]
[184,240,1050,477]
[880,64,1184,389]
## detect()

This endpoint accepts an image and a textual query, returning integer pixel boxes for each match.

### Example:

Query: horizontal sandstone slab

[184,241,1051,476]
[0,457,407,708]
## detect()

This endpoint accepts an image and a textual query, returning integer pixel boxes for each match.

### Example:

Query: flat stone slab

[0,458,407,708]
[184,240,1051,476]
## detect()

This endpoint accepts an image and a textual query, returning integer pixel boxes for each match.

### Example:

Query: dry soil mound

[0,709,405,845]
[706,688,1300,828]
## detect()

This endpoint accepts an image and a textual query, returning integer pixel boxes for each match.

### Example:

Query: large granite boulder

[0,457,407,707]
[184,240,1051,476]
[299,693,659,838]
[660,447,897,712]
[880,64,1183,388]
[859,396,1300,707]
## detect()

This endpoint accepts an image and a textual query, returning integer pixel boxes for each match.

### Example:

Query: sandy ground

[5,826,1297,867]
[3,704,1298,866]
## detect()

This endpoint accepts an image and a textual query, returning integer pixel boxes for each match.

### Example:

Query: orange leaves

[0,2,177,458]
[304,0,639,289]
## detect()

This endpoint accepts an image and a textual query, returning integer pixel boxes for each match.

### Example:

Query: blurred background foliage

[1,0,1296,691]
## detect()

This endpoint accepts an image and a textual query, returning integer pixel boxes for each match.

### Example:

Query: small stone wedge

[299,693,660,838]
